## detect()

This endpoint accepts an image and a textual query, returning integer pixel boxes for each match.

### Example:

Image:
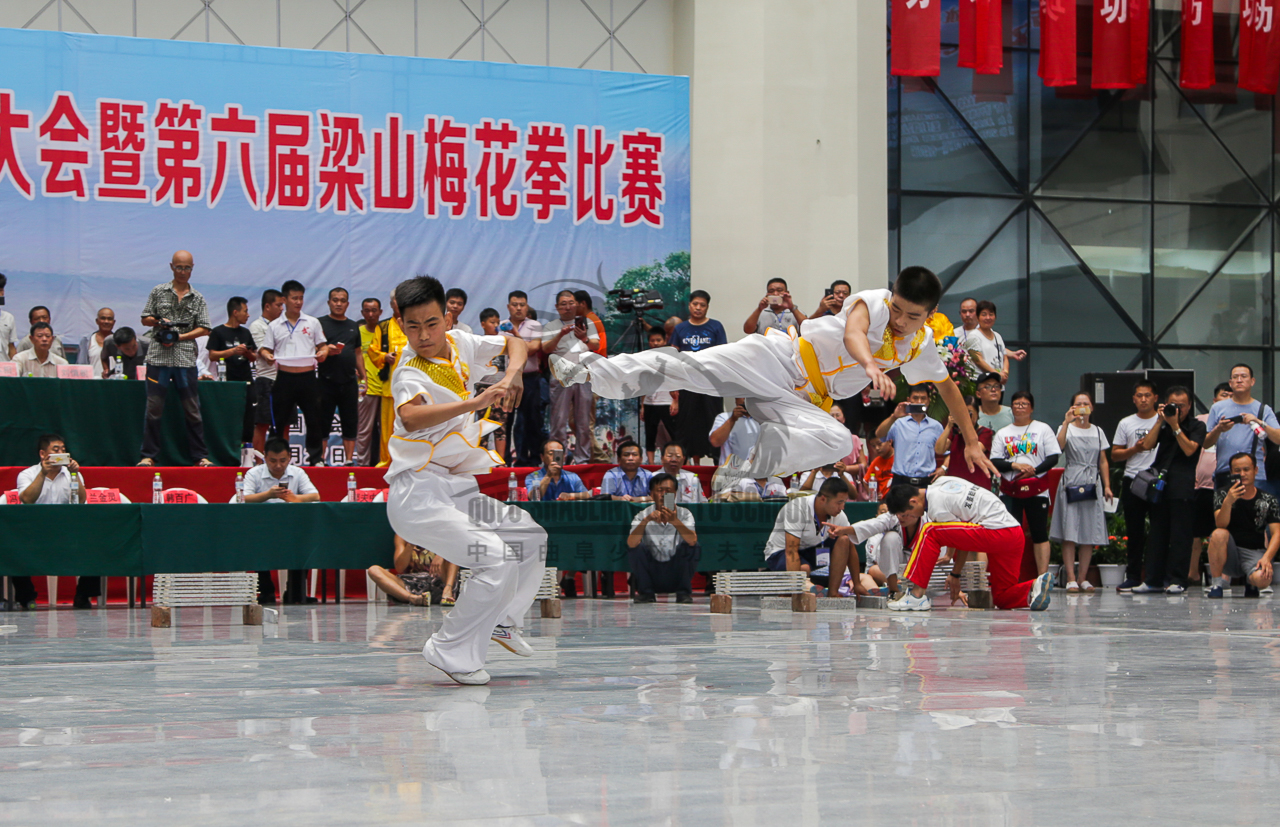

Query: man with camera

[523,439,591,502]
[1203,363,1280,496]
[875,384,944,488]
[1128,386,1205,595]
[16,434,96,608]
[743,277,805,336]
[542,290,598,464]
[1205,452,1280,598]
[242,437,320,604]
[138,250,212,466]
[627,473,700,603]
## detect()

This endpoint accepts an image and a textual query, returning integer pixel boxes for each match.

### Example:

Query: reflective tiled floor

[1,591,1278,824]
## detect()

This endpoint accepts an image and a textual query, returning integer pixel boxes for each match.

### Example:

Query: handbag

[1131,428,1176,505]
[1063,426,1101,503]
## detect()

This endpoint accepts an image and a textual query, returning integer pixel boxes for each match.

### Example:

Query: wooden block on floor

[967,590,993,610]
[243,604,263,626]
[856,594,888,609]
[709,594,733,614]
[540,597,562,619]
[150,605,171,628]
[791,593,817,613]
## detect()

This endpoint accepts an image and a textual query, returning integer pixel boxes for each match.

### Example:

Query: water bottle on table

[235,471,245,504]
[152,472,163,504]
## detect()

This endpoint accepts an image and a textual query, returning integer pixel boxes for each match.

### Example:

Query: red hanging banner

[1241,0,1280,94]
[960,0,1004,74]
[1130,0,1150,85]
[891,0,941,77]
[1093,0,1137,88]
[1039,0,1078,86]
[1180,0,1214,89]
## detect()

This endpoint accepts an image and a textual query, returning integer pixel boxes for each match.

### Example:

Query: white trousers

[388,470,547,674]
[584,336,853,478]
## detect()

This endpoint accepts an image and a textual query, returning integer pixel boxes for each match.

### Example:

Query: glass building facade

[889,1,1277,410]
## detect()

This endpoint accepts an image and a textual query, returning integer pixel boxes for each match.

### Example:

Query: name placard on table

[56,364,95,380]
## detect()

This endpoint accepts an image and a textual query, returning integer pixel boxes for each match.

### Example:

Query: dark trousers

[141,365,207,461]
[643,404,676,452]
[629,542,701,596]
[1121,477,1152,582]
[7,577,97,606]
[318,378,359,441]
[1145,497,1195,588]
[239,379,257,444]
[515,371,546,466]
[271,370,325,465]
[256,570,305,603]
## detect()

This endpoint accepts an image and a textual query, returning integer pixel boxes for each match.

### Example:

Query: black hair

[690,290,711,304]
[556,289,577,302]
[28,305,49,323]
[1213,382,1232,397]
[37,433,64,452]
[508,290,528,302]
[281,279,305,297]
[1132,379,1156,395]
[892,266,942,310]
[0,273,6,290]
[907,384,932,399]
[479,307,500,321]
[1010,390,1035,407]
[361,297,382,309]
[227,296,248,316]
[395,276,447,316]
[29,321,51,337]
[261,288,282,309]
[1229,451,1257,468]
[264,437,291,456]
[1231,363,1255,379]
[573,290,593,310]
[616,440,641,460]
[649,472,677,494]
[1165,385,1191,402]
[661,441,686,459]
[446,287,468,305]
[817,476,851,499]
[767,277,788,289]
[976,299,997,316]
[647,328,667,341]
[328,287,349,300]
[961,296,978,307]
[1069,389,1094,407]
[540,438,565,456]
[884,483,921,514]
[831,280,851,291]
[113,327,136,345]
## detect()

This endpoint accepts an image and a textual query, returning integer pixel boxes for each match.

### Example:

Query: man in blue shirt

[524,439,590,502]
[1204,363,1280,496]
[876,384,944,488]
[602,440,653,501]
[669,290,728,464]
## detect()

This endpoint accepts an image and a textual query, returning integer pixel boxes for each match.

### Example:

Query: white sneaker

[1165,583,1186,595]
[491,625,535,657]
[1262,586,1275,596]
[888,591,932,612]
[548,353,589,387]
[422,647,491,685]
[1028,571,1053,611]
[1130,583,1163,594]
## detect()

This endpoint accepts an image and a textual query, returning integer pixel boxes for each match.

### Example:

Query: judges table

[0,377,247,467]
[0,501,881,576]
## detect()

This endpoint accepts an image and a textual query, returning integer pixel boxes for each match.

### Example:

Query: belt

[796,337,833,412]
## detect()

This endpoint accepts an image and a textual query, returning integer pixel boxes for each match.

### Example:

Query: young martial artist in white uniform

[384,276,547,686]
[551,267,997,482]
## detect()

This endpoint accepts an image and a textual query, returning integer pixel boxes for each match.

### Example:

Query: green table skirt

[0,501,879,575]
[0,377,246,466]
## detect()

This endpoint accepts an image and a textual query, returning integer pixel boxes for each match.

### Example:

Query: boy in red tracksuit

[882,477,1053,612]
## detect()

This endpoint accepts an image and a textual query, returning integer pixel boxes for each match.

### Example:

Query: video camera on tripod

[608,287,665,314]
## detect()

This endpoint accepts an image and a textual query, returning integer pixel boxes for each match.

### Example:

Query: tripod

[610,308,668,453]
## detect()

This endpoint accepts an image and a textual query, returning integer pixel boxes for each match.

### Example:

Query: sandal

[1079,581,1095,592]
[136,457,155,467]
[1065,581,1079,592]
[196,458,214,467]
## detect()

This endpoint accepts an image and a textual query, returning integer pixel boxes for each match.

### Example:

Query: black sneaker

[72,595,93,610]
[1245,584,1261,598]
[633,593,656,604]
[1116,578,1141,593]
[675,592,694,604]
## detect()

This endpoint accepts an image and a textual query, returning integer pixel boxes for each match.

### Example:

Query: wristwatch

[948,569,962,579]
[1173,428,1182,437]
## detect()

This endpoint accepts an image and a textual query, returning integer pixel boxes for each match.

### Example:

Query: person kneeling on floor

[628,473,700,604]
[762,476,869,597]
[1206,452,1280,598]
[367,536,452,607]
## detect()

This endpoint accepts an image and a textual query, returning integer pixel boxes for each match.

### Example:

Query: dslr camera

[153,320,182,347]
[609,288,664,313]
[1163,402,1180,418]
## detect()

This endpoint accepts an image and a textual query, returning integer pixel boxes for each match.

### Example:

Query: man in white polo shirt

[257,280,330,466]
[242,437,320,604]
[15,433,95,608]
[761,476,868,596]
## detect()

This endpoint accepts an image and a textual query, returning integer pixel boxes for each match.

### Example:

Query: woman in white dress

[1049,391,1114,591]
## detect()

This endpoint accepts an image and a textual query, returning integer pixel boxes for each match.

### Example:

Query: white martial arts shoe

[1028,571,1054,612]
[548,352,589,387]
[491,625,535,657]
[888,591,931,611]
[422,646,492,685]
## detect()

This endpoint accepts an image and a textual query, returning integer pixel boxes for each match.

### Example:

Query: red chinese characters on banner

[1241,0,1280,95]
[1093,0,1136,88]
[619,129,664,228]
[523,123,569,222]
[38,92,90,200]
[473,118,520,221]
[208,104,259,209]
[265,111,311,210]
[0,90,34,199]
[958,0,1003,75]
[96,100,148,201]
[1038,0,1077,86]
[423,115,468,218]
[575,125,616,225]
[153,99,204,206]
[1180,0,1213,89]
[892,0,941,77]
[317,111,367,214]
[372,113,415,212]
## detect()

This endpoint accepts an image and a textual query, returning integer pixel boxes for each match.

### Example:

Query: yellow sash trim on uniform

[406,349,470,400]
[796,337,834,412]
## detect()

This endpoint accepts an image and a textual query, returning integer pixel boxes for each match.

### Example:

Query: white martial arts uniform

[384,330,547,675]
[584,289,949,478]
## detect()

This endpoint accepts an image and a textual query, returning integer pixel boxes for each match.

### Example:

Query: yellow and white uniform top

[797,288,949,402]
[386,330,507,480]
